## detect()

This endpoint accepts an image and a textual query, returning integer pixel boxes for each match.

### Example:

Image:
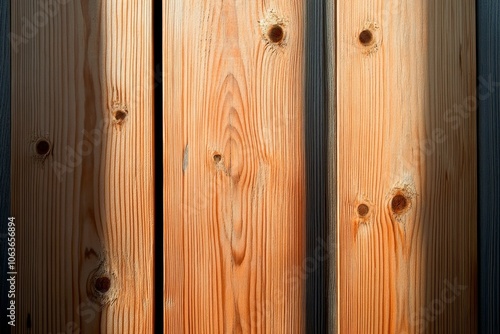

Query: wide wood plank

[337,0,477,332]
[11,1,154,332]
[163,1,306,332]
[477,1,500,333]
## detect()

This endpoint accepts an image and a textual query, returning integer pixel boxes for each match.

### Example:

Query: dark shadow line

[477,1,500,332]
[305,1,329,332]
[153,0,164,332]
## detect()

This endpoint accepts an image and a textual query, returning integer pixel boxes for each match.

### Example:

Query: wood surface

[5,0,486,332]
[163,0,306,332]
[336,0,477,333]
[477,1,500,333]
[11,1,154,332]
[0,0,11,332]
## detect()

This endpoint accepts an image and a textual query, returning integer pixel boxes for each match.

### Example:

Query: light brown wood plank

[163,1,306,332]
[337,0,477,333]
[11,1,154,332]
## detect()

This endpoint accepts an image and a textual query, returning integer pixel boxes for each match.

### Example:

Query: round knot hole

[268,24,285,43]
[391,194,409,214]
[94,276,111,294]
[359,29,374,46]
[213,154,222,163]
[357,204,370,217]
[35,138,51,156]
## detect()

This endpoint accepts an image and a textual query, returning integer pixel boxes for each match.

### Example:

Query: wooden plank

[337,0,477,333]
[0,0,11,332]
[11,1,154,332]
[163,1,306,332]
[477,1,500,333]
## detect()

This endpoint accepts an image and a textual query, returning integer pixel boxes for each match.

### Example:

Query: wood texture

[0,0,11,332]
[11,1,154,332]
[163,1,306,332]
[477,1,500,333]
[337,0,477,333]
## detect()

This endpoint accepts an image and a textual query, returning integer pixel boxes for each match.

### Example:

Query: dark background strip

[305,1,330,333]
[153,0,164,333]
[0,0,11,332]
[477,1,500,333]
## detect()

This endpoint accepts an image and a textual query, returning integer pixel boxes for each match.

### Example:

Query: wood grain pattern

[11,1,154,332]
[477,1,500,333]
[0,0,11,332]
[163,1,306,332]
[337,0,477,333]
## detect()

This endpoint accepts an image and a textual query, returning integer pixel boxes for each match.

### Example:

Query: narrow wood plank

[477,1,500,332]
[163,1,306,332]
[0,0,11,332]
[337,0,477,333]
[11,1,154,332]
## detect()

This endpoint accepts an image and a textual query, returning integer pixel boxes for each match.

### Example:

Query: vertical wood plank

[163,1,306,332]
[478,1,500,333]
[11,1,154,332]
[0,0,11,332]
[337,0,477,333]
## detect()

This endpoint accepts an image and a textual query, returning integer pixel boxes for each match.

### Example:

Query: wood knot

[94,276,111,293]
[391,193,410,215]
[357,203,370,217]
[391,194,408,213]
[359,29,374,46]
[354,199,374,224]
[112,103,128,125]
[388,187,415,218]
[87,266,118,305]
[268,24,285,43]
[32,136,52,161]
[259,10,288,48]
[35,138,52,156]
[357,22,381,55]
